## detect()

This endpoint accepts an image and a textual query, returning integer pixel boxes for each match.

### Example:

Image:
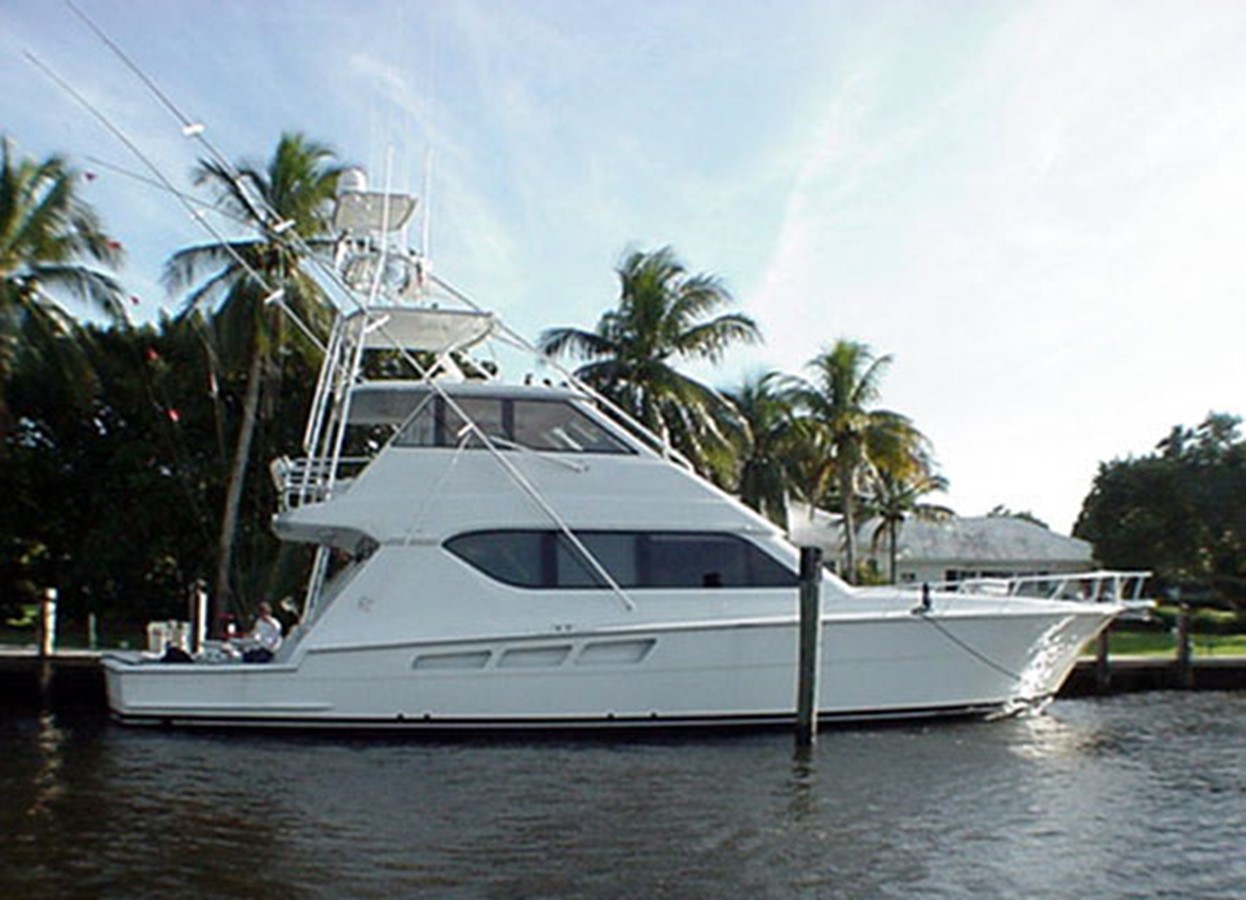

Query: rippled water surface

[3,692,1245,898]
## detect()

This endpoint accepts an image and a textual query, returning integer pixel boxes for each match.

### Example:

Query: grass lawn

[1096,630,1246,658]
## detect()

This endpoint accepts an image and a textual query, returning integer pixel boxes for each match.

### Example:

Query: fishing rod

[21,51,327,351]
[60,0,435,338]
[82,155,256,232]
[63,0,282,235]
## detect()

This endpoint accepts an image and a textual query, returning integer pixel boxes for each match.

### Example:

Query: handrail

[906,570,1153,604]
[270,455,372,509]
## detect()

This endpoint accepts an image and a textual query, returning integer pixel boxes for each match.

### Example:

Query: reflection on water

[2,693,1244,897]
[25,711,65,819]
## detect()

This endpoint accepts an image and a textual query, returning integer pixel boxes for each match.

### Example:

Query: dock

[0,646,108,710]
[1059,654,1246,696]
[3,646,1245,714]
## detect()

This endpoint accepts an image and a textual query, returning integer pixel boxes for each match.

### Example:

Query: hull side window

[446,530,798,590]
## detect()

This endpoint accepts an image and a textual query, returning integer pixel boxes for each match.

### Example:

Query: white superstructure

[102,180,1131,730]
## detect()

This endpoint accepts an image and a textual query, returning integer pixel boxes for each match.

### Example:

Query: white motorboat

[103,176,1131,730]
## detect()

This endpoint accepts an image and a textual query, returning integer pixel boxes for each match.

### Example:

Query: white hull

[103,599,1114,730]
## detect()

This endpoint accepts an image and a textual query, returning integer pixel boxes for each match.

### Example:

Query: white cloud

[740,1,1246,531]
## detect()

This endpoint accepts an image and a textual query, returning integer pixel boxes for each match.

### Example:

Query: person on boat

[242,601,283,663]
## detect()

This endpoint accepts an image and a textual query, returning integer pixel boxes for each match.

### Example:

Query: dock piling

[1095,629,1111,690]
[191,580,208,654]
[38,588,58,658]
[1174,603,1194,689]
[795,547,823,748]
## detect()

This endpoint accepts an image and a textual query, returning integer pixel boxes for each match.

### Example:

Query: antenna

[420,146,433,265]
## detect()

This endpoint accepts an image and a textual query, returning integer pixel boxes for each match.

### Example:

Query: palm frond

[537,326,616,361]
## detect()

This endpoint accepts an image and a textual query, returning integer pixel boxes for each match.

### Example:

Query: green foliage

[723,371,799,527]
[0,138,125,326]
[785,340,937,582]
[539,246,760,484]
[0,315,318,630]
[863,468,953,583]
[986,505,1049,530]
[165,132,344,615]
[1075,413,1246,607]
[0,137,127,623]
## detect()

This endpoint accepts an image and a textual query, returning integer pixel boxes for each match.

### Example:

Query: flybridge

[291,305,501,505]
[277,169,677,524]
[283,170,505,512]
[272,170,659,620]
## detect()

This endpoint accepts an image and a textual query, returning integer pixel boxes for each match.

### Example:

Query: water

[3,693,1245,898]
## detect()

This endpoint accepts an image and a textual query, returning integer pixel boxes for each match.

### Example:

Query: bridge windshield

[392,394,633,454]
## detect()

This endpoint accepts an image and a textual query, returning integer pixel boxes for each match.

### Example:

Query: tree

[1,303,327,634]
[986,505,1049,530]
[538,246,760,482]
[724,371,798,527]
[0,138,126,446]
[2,318,199,627]
[163,132,345,621]
[863,468,953,583]
[1075,413,1246,606]
[789,340,929,582]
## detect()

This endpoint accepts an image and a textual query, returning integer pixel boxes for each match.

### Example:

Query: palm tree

[790,340,929,582]
[724,371,798,527]
[0,138,126,438]
[538,246,760,482]
[163,132,345,620]
[863,468,953,583]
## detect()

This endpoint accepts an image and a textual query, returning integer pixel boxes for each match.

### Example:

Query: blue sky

[4,0,1246,533]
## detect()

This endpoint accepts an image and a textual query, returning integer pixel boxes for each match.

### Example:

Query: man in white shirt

[244,601,283,662]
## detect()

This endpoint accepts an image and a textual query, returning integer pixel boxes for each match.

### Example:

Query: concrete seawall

[1060,655,1246,696]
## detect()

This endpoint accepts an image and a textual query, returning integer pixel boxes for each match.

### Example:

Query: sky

[3,0,1245,534]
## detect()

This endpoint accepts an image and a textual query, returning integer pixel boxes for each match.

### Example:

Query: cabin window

[445,530,798,590]
[393,396,630,454]
[555,532,639,587]
[443,396,507,446]
[446,529,548,588]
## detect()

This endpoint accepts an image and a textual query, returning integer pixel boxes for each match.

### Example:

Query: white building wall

[787,505,1094,585]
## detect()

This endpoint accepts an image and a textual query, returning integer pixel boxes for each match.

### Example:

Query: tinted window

[555,532,640,587]
[443,397,507,446]
[394,397,630,454]
[446,530,548,588]
[512,401,626,453]
[445,530,797,590]
[645,534,750,587]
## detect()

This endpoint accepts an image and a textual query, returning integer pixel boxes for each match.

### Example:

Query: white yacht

[103,177,1132,730]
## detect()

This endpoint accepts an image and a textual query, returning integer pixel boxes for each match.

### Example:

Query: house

[787,505,1094,584]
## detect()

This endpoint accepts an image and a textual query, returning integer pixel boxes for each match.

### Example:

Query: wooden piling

[1094,629,1111,690]
[1174,603,1193,689]
[191,580,208,654]
[38,588,58,658]
[795,546,823,748]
